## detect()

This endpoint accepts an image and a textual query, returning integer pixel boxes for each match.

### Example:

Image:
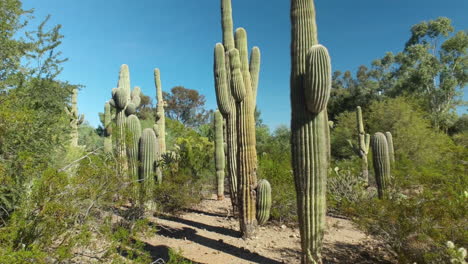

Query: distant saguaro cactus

[256,179,271,225]
[356,106,370,184]
[65,88,84,147]
[103,102,113,153]
[372,132,391,199]
[291,0,332,263]
[154,69,166,154]
[214,110,226,200]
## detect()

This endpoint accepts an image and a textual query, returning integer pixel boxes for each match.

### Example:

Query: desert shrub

[0,152,153,263]
[257,126,296,223]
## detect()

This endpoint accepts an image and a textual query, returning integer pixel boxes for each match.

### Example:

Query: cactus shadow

[156,225,284,264]
[159,214,241,238]
[184,208,229,218]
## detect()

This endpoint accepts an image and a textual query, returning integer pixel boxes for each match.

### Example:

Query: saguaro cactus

[110,65,141,172]
[127,115,142,183]
[372,132,391,199]
[214,0,262,238]
[65,88,84,147]
[291,0,332,263]
[356,106,370,183]
[154,69,166,154]
[256,179,271,225]
[385,131,395,164]
[103,102,113,153]
[214,110,226,200]
[139,128,158,200]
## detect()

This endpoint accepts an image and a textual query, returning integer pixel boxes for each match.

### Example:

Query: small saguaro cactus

[356,106,370,183]
[154,69,166,154]
[256,179,271,225]
[139,128,158,201]
[291,0,332,263]
[65,88,84,147]
[103,102,113,153]
[385,131,395,164]
[372,132,391,199]
[214,110,225,200]
[126,115,142,184]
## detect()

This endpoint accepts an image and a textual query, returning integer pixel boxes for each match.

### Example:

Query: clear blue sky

[22,0,468,129]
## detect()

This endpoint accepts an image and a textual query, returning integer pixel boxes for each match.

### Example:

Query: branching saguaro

[213,0,261,238]
[356,106,370,184]
[291,0,332,263]
[65,88,84,147]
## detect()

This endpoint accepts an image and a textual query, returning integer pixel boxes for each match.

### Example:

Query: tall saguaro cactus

[214,110,226,200]
[65,88,84,147]
[372,132,391,199]
[291,0,332,263]
[127,115,142,184]
[214,0,261,238]
[356,106,370,183]
[139,128,158,201]
[154,69,166,154]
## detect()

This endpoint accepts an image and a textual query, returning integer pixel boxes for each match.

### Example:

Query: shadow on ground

[156,224,284,264]
[159,214,241,238]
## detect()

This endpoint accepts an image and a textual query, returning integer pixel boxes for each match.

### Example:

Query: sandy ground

[139,197,395,264]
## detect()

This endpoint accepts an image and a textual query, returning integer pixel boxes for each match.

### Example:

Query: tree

[373,17,468,131]
[163,86,211,127]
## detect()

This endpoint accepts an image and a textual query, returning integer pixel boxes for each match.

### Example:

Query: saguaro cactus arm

[214,110,226,200]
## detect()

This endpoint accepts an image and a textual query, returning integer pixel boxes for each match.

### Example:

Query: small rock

[281,225,287,229]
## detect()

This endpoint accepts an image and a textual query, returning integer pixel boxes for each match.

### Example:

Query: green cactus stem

[385,131,395,164]
[103,102,113,153]
[214,16,238,214]
[154,69,166,154]
[256,179,271,225]
[291,0,331,263]
[356,106,370,184]
[372,132,391,199]
[139,128,158,201]
[65,88,84,147]
[127,115,142,184]
[214,110,226,200]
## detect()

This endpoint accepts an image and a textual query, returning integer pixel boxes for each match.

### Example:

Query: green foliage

[78,122,103,150]
[166,248,194,264]
[257,126,296,223]
[163,86,212,127]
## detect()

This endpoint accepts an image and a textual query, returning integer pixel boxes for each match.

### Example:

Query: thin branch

[58,147,103,172]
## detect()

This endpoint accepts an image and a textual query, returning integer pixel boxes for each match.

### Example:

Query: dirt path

[140,197,395,264]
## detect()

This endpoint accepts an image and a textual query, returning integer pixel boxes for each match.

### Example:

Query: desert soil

[140,197,396,264]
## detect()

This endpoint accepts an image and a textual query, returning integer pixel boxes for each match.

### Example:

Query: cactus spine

[372,132,391,199]
[385,131,395,164]
[291,0,331,263]
[103,102,113,153]
[214,0,261,238]
[154,69,166,154]
[214,110,226,200]
[356,106,370,184]
[65,88,84,147]
[139,128,158,200]
[256,179,271,226]
[126,115,142,184]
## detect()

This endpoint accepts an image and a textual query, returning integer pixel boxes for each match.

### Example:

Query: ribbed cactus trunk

[214,0,239,216]
[127,115,142,185]
[256,179,271,225]
[372,132,391,199]
[214,110,226,200]
[232,29,258,238]
[356,106,370,184]
[113,65,131,171]
[154,69,166,154]
[385,132,395,165]
[103,102,113,153]
[65,88,84,147]
[291,0,331,263]
[139,128,158,202]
